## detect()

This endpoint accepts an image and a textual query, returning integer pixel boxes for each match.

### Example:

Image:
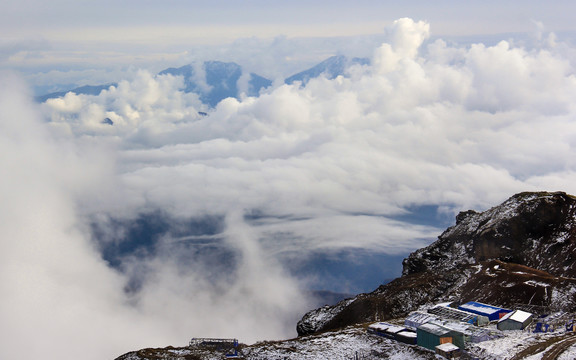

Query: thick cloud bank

[44,19,576,220]
[3,18,576,359]
[0,75,308,358]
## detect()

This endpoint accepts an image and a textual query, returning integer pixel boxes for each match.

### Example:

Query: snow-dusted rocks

[298,191,576,335]
[116,326,437,360]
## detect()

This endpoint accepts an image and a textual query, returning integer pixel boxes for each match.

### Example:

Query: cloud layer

[3,18,576,359]
[44,18,576,218]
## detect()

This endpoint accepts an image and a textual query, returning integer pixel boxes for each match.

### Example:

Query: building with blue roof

[458,301,511,321]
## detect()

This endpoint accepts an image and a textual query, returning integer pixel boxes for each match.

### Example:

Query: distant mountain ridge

[158,61,272,107]
[35,83,117,103]
[36,55,369,107]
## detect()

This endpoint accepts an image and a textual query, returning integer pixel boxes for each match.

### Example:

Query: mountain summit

[158,61,272,107]
[36,56,370,108]
[285,55,369,85]
[36,61,272,108]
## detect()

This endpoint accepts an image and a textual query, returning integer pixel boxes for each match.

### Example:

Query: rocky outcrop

[297,191,576,336]
[403,191,576,277]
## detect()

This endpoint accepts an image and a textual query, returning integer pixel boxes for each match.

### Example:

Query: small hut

[417,323,456,350]
[436,342,461,358]
[497,310,533,331]
[438,320,493,343]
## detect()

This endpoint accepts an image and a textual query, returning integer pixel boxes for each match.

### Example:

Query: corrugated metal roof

[368,322,405,333]
[509,310,533,323]
[428,305,477,323]
[459,302,502,315]
[405,311,438,328]
[499,310,533,324]
[384,325,406,334]
[418,322,452,336]
[397,330,417,338]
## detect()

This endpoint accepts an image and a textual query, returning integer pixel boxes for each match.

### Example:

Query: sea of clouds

[2,18,576,359]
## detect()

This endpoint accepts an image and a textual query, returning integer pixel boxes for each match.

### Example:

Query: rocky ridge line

[297,191,576,336]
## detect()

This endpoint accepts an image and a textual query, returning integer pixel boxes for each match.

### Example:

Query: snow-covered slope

[404,191,576,278]
[116,326,436,360]
[114,191,576,359]
[298,191,576,336]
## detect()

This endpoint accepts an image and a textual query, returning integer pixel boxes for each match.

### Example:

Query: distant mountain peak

[285,55,369,85]
[38,61,272,108]
[37,56,371,107]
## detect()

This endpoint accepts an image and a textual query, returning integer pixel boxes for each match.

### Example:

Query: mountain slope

[285,55,369,85]
[35,83,116,102]
[113,191,576,359]
[297,191,576,335]
[37,62,272,107]
[156,61,274,107]
[115,326,436,360]
[36,56,369,107]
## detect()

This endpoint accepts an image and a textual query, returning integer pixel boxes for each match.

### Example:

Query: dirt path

[541,334,576,360]
[508,333,576,360]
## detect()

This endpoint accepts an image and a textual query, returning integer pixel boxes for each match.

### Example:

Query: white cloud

[42,17,576,235]
[5,17,576,359]
[38,18,576,242]
[0,71,310,359]
[44,70,206,142]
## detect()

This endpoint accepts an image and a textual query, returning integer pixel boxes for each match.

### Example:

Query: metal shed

[368,322,418,344]
[497,310,533,331]
[437,320,494,343]
[417,322,465,350]
[458,301,511,321]
[436,342,461,359]
[367,322,390,336]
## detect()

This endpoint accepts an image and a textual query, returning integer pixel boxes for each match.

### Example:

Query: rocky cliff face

[403,191,576,277]
[297,191,576,336]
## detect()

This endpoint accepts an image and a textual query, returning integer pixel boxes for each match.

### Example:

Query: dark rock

[455,210,477,224]
[403,191,576,277]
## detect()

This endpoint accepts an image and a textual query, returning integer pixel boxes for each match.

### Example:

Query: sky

[3,1,576,85]
[2,2,576,360]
